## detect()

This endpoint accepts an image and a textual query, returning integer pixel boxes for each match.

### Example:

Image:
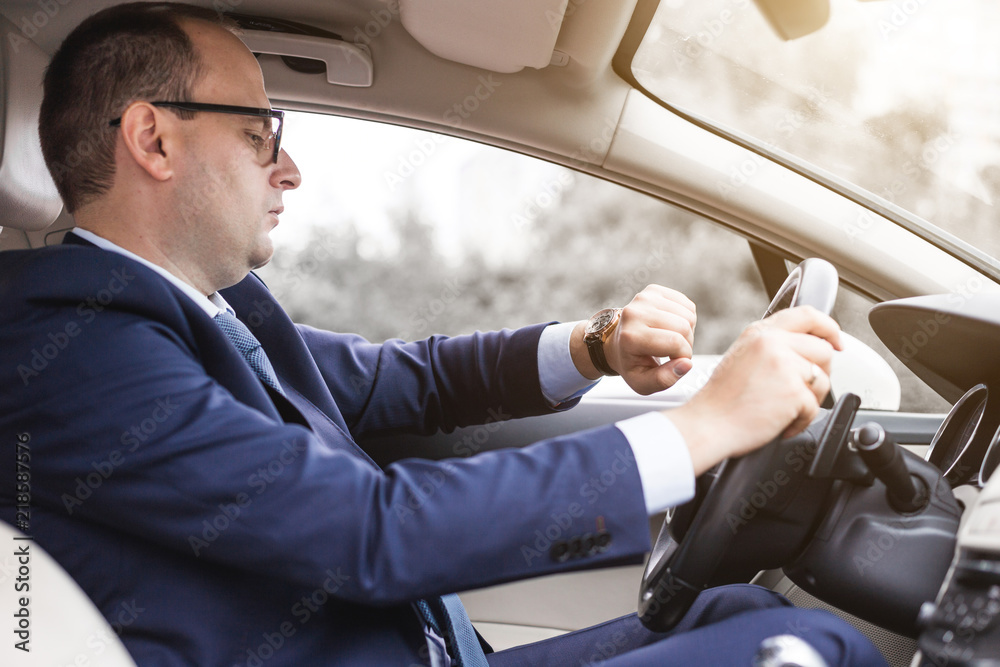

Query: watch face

[586,308,616,336]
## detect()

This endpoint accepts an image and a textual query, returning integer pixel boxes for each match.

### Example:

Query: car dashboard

[871,293,1000,490]
[869,292,1000,663]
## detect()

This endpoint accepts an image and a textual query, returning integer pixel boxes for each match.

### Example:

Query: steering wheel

[638,258,839,632]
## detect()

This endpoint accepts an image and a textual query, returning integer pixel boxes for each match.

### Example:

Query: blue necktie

[214,310,285,395]
[416,595,488,666]
[217,311,480,664]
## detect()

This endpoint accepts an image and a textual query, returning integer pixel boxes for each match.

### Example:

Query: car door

[253,111,955,647]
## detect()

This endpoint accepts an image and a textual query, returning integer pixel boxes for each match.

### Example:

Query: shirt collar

[69,228,233,318]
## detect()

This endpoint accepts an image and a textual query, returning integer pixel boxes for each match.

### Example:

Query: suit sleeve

[295,323,579,440]
[24,314,651,605]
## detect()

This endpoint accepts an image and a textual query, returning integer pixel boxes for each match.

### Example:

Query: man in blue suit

[0,3,885,665]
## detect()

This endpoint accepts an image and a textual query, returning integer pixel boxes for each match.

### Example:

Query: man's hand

[665,306,842,476]
[572,285,697,395]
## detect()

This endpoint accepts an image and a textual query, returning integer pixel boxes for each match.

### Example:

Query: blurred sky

[273,111,567,267]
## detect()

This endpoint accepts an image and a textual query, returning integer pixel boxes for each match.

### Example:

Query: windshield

[632,0,1000,261]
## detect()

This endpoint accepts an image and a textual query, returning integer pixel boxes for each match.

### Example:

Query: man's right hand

[665,306,842,476]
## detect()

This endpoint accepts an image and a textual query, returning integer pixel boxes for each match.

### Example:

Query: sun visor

[399,0,569,73]
[0,16,62,231]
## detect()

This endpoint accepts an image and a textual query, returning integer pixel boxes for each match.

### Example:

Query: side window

[259,112,770,354]
[257,112,947,414]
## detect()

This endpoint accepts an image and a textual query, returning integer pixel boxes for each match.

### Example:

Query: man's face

[170,20,300,289]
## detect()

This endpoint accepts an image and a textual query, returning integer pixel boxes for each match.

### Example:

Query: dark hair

[39,2,239,213]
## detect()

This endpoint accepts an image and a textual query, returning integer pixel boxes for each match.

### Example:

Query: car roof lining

[1,0,994,306]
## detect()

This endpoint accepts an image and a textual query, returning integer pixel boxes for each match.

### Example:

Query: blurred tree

[258,164,945,412]
[259,172,768,355]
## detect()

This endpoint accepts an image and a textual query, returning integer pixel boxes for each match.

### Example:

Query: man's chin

[250,242,274,270]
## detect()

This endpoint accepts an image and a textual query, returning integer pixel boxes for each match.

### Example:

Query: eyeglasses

[109,102,285,165]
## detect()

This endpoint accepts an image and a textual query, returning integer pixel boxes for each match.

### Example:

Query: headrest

[0,15,62,231]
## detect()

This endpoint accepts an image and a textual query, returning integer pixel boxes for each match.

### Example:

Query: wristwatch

[584,308,622,376]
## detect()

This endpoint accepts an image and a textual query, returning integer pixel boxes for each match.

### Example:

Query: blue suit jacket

[0,238,652,665]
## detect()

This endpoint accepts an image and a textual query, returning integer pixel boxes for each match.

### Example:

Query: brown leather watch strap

[586,336,618,376]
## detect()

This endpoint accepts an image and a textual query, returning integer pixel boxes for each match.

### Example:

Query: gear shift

[853,422,928,513]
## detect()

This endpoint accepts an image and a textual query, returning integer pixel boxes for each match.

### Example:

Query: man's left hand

[573,285,697,395]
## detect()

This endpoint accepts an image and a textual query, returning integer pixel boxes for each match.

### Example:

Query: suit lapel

[61,233,290,425]
[62,232,378,467]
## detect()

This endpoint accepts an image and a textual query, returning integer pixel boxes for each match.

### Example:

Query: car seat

[0,13,136,667]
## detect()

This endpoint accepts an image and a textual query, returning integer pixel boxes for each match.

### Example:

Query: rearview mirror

[752,0,830,40]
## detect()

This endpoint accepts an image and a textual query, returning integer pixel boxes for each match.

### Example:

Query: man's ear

[118,102,176,182]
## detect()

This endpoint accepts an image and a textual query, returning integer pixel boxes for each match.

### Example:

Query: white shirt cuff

[615,412,696,514]
[537,321,598,407]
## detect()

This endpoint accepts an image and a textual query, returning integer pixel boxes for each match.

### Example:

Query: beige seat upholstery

[0,14,62,234]
[0,521,137,666]
[0,14,133,667]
